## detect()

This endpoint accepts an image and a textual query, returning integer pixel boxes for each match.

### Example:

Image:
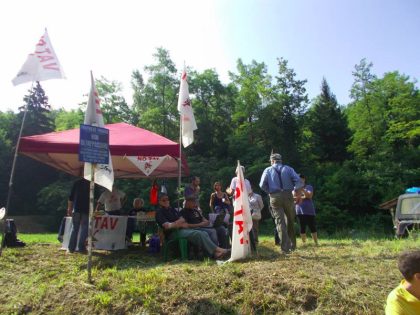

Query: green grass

[19,233,57,244]
[1,227,419,315]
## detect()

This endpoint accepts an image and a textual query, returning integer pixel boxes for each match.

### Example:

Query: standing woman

[295,174,318,245]
[209,181,231,214]
[210,181,232,246]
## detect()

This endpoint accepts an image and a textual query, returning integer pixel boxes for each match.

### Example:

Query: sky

[0,0,419,113]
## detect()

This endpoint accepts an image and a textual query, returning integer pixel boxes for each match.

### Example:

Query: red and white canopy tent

[18,122,189,178]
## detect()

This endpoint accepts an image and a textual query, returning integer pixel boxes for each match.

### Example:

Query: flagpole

[177,115,182,210]
[177,62,185,210]
[0,82,34,256]
[87,163,95,283]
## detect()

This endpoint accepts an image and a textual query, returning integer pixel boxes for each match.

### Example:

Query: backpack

[2,219,26,248]
[148,234,161,253]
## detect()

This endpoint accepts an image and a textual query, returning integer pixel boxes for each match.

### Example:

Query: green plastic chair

[162,229,189,261]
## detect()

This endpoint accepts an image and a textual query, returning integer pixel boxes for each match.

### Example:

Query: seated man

[181,196,229,249]
[386,250,420,315]
[155,194,229,259]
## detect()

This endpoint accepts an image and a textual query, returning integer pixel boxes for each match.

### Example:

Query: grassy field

[0,226,419,315]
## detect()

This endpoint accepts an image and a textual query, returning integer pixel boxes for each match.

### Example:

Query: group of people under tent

[65,152,319,258]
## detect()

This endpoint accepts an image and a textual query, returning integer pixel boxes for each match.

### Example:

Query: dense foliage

[0,51,418,233]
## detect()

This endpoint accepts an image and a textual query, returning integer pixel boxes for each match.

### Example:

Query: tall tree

[348,59,378,157]
[132,48,179,139]
[306,78,350,163]
[377,72,420,150]
[189,69,234,157]
[54,108,84,131]
[9,83,59,215]
[228,59,271,160]
[347,67,420,200]
[131,69,145,126]
[0,112,14,206]
[18,81,54,136]
[79,76,131,124]
[227,59,272,165]
[229,59,271,125]
[259,57,308,166]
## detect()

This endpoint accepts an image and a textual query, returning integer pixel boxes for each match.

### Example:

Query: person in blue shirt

[259,153,303,253]
[294,174,318,245]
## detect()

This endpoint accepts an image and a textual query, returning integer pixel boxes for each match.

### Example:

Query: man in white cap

[259,153,303,253]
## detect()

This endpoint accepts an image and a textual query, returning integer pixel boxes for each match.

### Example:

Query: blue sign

[79,124,109,164]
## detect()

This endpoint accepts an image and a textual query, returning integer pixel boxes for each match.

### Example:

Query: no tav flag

[12,29,65,86]
[83,72,114,192]
[228,161,253,262]
[177,68,197,147]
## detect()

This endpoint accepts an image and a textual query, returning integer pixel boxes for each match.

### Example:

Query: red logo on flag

[182,98,191,107]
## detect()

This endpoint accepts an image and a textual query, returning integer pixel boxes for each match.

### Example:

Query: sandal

[215,249,231,260]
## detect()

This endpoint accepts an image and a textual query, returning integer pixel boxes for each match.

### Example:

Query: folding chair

[162,229,189,261]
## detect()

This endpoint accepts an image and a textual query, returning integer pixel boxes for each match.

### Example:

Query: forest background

[0,48,418,234]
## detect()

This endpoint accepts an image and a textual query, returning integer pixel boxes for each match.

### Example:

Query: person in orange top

[149,180,159,206]
[385,250,420,315]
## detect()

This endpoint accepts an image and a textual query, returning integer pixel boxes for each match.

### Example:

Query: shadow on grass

[181,284,319,315]
[86,240,288,271]
[184,298,237,315]
[89,244,221,271]
[89,246,165,270]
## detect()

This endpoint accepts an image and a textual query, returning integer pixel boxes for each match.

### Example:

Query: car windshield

[400,196,420,215]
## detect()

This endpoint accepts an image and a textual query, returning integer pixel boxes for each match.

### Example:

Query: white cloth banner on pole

[229,161,253,262]
[127,155,169,176]
[83,71,114,192]
[61,216,127,251]
[12,29,65,86]
[177,68,197,147]
[91,215,127,250]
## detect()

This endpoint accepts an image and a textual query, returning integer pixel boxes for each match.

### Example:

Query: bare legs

[311,232,318,245]
[300,232,318,245]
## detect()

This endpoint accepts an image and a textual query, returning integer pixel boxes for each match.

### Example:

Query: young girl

[294,174,318,245]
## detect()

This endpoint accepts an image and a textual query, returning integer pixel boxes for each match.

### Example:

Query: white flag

[126,155,168,177]
[12,29,65,86]
[83,72,114,192]
[177,68,197,147]
[229,161,253,262]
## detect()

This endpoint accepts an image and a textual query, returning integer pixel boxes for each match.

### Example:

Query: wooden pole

[177,115,182,210]
[87,163,95,283]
